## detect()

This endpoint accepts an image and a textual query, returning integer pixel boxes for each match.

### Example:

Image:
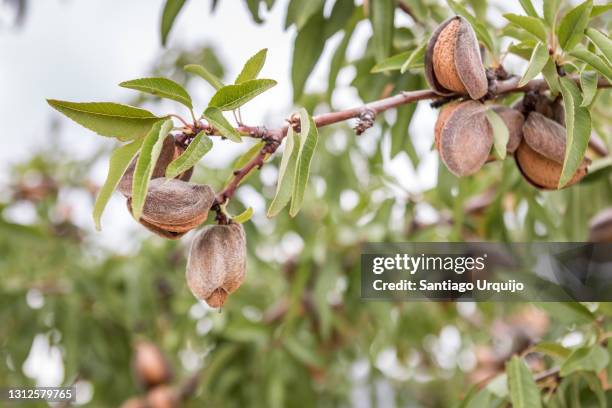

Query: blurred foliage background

[1,0,612,406]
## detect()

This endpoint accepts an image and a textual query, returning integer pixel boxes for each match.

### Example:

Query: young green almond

[186,223,247,308]
[434,100,493,176]
[127,178,215,238]
[117,136,193,197]
[588,208,612,243]
[425,16,488,99]
[515,112,589,189]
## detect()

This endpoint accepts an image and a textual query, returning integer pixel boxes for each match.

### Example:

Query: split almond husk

[515,112,589,189]
[127,178,215,239]
[589,208,612,243]
[435,100,493,176]
[425,16,488,99]
[186,223,247,308]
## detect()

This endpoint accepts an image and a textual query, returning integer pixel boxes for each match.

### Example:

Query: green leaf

[447,0,494,52]
[559,76,591,188]
[232,207,254,224]
[161,0,187,46]
[485,108,510,160]
[541,57,561,94]
[391,101,418,162]
[202,107,242,142]
[371,51,412,73]
[93,139,144,230]
[506,357,542,408]
[591,4,612,18]
[400,43,426,74]
[503,14,548,42]
[519,0,539,18]
[327,7,361,101]
[208,79,277,111]
[285,0,324,30]
[130,120,174,220]
[291,12,326,101]
[290,109,318,217]
[184,64,224,90]
[585,28,612,66]
[47,100,161,141]
[228,141,266,187]
[120,77,193,109]
[235,48,268,84]
[533,342,571,359]
[560,346,610,376]
[535,302,595,324]
[519,42,550,86]
[267,128,299,217]
[580,372,606,408]
[543,0,561,28]
[165,131,213,179]
[580,70,598,107]
[370,0,394,62]
[570,49,612,82]
[557,0,593,51]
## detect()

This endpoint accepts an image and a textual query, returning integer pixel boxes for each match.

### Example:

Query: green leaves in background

[47,100,161,141]
[560,346,610,376]
[580,70,598,107]
[208,79,277,111]
[370,0,394,62]
[541,57,560,95]
[185,64,224,90]
[235,48,268,84]
[285,0,324,30]
[570,49,612,81]
[289,109,318,217]
[202,107,242,142]
[267,128,299,217]
[120,77,193,109]
[165,131,212,179]
[557,0,592,51]
[485,108,509,160]
[291,10,325,101]
[131,120,174,220]
[371,51,412,74]
[400,44,426,74]
[503,14,548,42]
[232,207,254,224]
[586,28,612,65]
[447,0,494,52]
[161,0,187,46]
[93,138,143,230]
[558,76,591,188]
[543,0,561,28]
[519,42,549,86]
[507,357,542,408]
[519,0,539,18]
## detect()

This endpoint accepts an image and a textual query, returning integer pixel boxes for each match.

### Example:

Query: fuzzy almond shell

[437,100,493,176]
[434,102,460,150]
[128,178,215,233]
[118,136,193,197]
[589,208,612,243]
[522,112,567,164]
[491,105,524,154]
[133,341,172,388]
[515,142,588,189]
[186,223,247,308]
[425,16,487,99]
[146,385,178,408]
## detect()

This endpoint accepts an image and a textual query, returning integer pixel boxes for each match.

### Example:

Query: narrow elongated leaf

[324,0,355,39]
[371,51,412,73]
[327,8,361,101]
[161,0,187,46]
[570,49,612,81]
[290,109,318,217]
[267,128,299,217]
[557,0,593,51]
[93,138,144,230]
[543,0,561,27]
[202,107,242,142]
[235,49,268,84]
[485,109,510,159]
[447,0,494,52]
[560,346,610,376]
[585,28,612,65]
[120,77,192,109]
[591,4,612,17]
[291,12,326,101]
[519,0,539,18]
[208,79,277,111]
[165,131,213,179]
[519,43,549,86]
[47,100,160,141]
[285,0,324,30]
[131,120,174,220]
[233,207,253,224]
[184,64,224,90]
[541,57,560,94]
[400,43,426,74]
[507,357,542,408]
[370,0,394,62]
[580,70,598,107]
[503,14,548,42]
[391,101,418,162]
[559,76,591,188]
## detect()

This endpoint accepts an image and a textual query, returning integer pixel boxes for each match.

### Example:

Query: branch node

[354,108,376,135]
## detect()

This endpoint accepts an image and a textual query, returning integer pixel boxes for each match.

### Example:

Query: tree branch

[213,75,611,208]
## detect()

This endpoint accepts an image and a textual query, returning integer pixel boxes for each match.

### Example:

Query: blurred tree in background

[2,0,612,406]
